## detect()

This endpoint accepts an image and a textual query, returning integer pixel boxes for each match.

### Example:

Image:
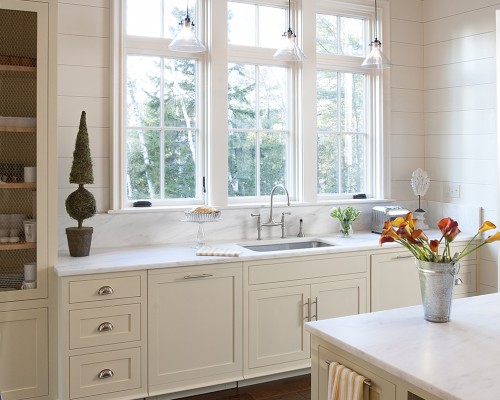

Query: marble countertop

[305,293,500,400]
[55,230,469,276]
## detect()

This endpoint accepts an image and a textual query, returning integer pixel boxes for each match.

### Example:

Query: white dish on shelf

[9,237,19,243]
[0,237,9,243]
[0,116,36,128]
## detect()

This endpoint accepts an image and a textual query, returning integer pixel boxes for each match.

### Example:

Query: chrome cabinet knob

[97,369,114,380]
[98,322,114,332]
[97,286,114,295]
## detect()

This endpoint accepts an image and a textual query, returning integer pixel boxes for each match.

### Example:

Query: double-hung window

[227,1,293,200]
[123,0,204,206]
[316,8,371,198]
[117,0,387,208]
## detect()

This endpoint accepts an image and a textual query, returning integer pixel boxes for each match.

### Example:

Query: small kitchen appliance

[371,205,410,233]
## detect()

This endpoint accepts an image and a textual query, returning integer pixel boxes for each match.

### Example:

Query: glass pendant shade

[361,39,391,69]
[168,17,206,53]
[273,29,305,62]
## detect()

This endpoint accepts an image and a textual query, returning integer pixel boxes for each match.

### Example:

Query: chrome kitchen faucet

[251,184,291,240]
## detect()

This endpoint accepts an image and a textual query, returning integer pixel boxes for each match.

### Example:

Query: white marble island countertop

[305,293,500,400]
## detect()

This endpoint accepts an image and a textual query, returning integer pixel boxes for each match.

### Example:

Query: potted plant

[65,111,96,257]
[380,213,500,322]
[330,206,361,237]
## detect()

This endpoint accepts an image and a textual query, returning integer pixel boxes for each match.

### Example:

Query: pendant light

[273,0,305,62]
[168,1,206,53]
[361,0,391,69]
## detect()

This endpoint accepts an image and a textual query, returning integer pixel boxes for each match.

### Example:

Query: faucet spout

[266,184,290,224]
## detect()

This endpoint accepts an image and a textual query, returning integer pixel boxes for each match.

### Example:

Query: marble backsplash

[57,200,481,252]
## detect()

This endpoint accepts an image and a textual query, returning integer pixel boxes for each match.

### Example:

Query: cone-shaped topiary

[65,111,96,229]
[69,111,94,185]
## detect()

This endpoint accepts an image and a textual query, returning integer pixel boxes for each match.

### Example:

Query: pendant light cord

[374,0,379,41]
[288,0,291,31]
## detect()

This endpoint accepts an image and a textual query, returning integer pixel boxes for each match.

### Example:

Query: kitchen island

[305,293,500,400]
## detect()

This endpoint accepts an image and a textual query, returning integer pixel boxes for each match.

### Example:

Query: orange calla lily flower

[486,232,500,243]
[380,214,499,263]
[479,221,496,233]
[430,239,439,253]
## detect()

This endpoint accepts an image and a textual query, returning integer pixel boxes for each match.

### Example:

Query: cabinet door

[312,278,367,321]
[148,266,242,391]
[0,0,50,303]
[0,308,48,400]
[371,253,421,312]
[248,285,310,369]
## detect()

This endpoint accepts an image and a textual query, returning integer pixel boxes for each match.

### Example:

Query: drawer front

[69,304,141,349]
[69,275,142,304]
[248,255,367,285]
[69,348,141,399]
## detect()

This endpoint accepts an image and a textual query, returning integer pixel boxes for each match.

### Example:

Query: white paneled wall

[423,0,500,292]
[57,0,110,214]
[389,0,424,201]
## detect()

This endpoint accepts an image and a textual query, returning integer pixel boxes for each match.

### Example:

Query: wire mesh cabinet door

[0,0,49,303]
[0,1,50,399]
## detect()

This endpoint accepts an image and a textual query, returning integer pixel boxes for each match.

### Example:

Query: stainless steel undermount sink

[241,240,334,252]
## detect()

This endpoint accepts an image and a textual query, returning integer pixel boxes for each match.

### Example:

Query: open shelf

[0,64,36,73]
[0,182,36,189]
[0,241,36,251]
[0,126,36,133]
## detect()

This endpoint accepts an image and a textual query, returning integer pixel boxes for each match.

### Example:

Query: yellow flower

[479,221,496,233]
[486,232,500,243]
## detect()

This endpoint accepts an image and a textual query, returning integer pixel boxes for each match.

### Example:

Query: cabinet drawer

[69,347,141,399]
[69,304,141,349]
[69,275,142,303]
[248,255,367,285]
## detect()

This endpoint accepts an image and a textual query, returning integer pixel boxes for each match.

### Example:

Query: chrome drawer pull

[97,369,114,380]
[98,322,114,332]
[98,286,114,295]
[183,274,213,279]
[394,255,414,260]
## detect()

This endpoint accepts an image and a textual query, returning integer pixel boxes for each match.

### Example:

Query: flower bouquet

[330,206,361,237]
[380,212,500,322]
[379,212,500,263]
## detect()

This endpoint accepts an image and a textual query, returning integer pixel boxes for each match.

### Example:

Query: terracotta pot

[66,227,93,257]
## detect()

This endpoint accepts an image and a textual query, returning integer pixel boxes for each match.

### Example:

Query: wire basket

[0,272,23,290]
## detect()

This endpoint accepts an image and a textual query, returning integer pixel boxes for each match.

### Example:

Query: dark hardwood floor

[178,374,311,400]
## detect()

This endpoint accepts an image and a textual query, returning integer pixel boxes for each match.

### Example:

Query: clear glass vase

[340,224,353,238]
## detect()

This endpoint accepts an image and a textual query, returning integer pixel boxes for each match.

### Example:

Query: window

[316,11,371,198]
[123,0,203,205]
[116,1,387,208]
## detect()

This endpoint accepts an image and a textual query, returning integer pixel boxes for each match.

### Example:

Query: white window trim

[109,0,391,211]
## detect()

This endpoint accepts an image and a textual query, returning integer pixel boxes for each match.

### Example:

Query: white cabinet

[0,308,48,400]
[148,263,243,395]
[371,248,478,312]
[59,271,148,400]
[0,1,55,399]
[244,254,368,377]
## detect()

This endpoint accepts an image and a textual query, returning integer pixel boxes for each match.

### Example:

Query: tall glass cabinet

[0,1,51,399]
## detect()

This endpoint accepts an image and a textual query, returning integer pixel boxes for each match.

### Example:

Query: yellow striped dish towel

[327,361,366,400]
[196,246,242,257]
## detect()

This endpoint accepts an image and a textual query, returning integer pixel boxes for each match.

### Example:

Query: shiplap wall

[389,0,424,200]
[57,0,110,215]
[422,0,499,293]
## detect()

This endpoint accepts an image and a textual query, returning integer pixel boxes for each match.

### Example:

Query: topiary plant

[65,111,96,228]
[65,111,96,256]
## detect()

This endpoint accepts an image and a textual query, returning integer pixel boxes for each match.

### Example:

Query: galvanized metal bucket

[416,260,460,323]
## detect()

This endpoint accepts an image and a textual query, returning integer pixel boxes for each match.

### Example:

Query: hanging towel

[327,361,366,400]
[196,246,242,257]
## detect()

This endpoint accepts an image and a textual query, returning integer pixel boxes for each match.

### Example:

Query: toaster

[371,206,410,233]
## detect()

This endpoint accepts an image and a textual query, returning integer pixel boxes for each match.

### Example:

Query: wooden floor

[179,374,311,400]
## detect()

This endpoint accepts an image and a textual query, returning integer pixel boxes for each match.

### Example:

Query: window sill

[106,198,395,215]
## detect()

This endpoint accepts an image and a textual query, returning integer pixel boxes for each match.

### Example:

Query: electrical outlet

[443,183,460,199]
